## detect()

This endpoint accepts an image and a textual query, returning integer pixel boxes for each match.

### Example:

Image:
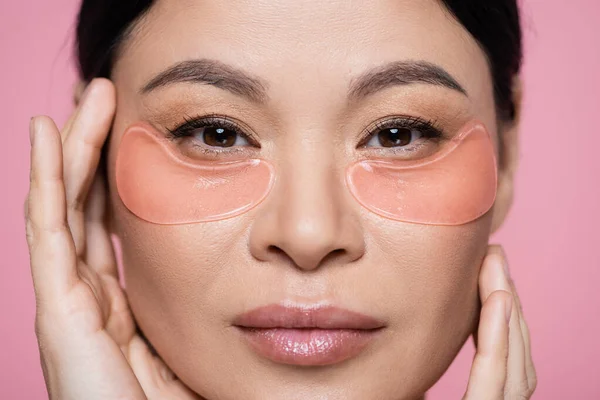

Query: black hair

[76,0,522,122]
[439,1,522,121]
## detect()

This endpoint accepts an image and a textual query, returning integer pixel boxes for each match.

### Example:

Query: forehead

[113,0,495,125]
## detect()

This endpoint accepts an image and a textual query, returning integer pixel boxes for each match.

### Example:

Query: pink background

[1,0,599,398]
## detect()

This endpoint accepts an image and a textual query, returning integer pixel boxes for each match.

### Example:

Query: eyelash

[166,113,255,157]
[166,113,445,157]
[357,115,444,155]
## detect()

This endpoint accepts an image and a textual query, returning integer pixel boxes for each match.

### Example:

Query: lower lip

[236,327,382,366]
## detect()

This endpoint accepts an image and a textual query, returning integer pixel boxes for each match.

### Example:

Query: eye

[358,116,446,160]
[195,125,250,148]
[365,127,423,148]
[166,115,253,150]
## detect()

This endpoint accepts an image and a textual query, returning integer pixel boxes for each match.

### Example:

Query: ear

[490,76,522,233]
[73,80,88,106]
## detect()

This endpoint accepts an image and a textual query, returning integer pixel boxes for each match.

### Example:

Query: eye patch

[115,123,275,224]
[115,121,496,226]
[345,121,497,225]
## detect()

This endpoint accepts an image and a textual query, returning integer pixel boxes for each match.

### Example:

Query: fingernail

[505,295,513,323]
[29,117,36,145]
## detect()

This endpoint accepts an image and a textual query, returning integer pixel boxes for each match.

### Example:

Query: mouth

[232,303,386,366]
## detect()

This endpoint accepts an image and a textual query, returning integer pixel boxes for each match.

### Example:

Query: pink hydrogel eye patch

[115,124,275,224]
[345,122,497,225]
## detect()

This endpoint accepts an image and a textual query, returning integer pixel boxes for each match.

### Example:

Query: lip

[233,304,386,366]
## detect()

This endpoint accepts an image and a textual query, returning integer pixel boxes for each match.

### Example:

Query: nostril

[266,245,286,257]
[327,248,346,258]
[265,245,349,271]
[320,248,347,265]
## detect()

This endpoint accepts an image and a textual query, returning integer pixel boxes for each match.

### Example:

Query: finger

[100,272,136,347]
[508,275,538,395]
[61,78,116,257]
[26,116,78,299]
[127,335,161,398]
[60,100,82,143]
[463,290,512,400]
[473,244,513,352]
[84,172,118,276]
[128,336,201,399]
[487,248,529,398]
[479,245,512,301]
[60,80,92,143]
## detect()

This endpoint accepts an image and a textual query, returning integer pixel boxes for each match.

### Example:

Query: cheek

[370,215,490,316]
[112,206,250,379]
[111,200,246,320]
[367,216,490,390]
[412,223,485,337]
[106,135,248,347]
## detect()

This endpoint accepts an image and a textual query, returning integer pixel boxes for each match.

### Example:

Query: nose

[248,136,365,271]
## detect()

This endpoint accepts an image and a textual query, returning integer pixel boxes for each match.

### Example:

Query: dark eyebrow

[140,59,269,103]
[347,60,467,103]
[140,58,467,104]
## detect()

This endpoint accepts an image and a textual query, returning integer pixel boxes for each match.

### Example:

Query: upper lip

[232,303,386,330]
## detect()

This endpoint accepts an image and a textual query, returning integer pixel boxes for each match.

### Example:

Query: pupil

[204,127,235,147]
[379,127,412,147]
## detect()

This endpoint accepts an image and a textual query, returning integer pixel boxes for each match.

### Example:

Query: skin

[25,0,536,399]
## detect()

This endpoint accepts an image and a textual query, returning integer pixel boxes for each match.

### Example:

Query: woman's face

[106,0,511,398]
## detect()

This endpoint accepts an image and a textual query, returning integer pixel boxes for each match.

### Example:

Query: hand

[463,245,537,399]
[25,78,202,400]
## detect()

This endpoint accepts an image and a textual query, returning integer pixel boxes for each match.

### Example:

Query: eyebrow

[140,58,467,103]
[347,60,467,102]
[140,59,269,103]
